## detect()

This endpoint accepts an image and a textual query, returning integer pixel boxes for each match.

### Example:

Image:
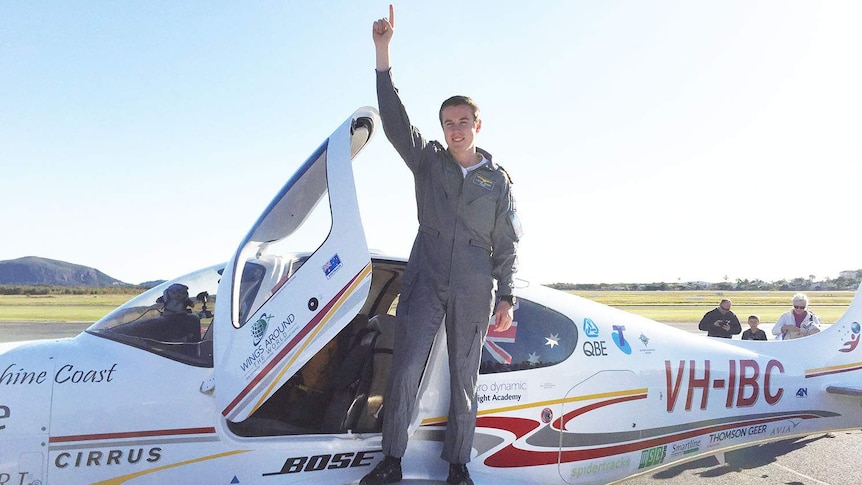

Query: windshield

[86,257,311,367]
[86,264,223,367]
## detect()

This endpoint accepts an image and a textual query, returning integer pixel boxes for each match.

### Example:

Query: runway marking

[772,462,831,485]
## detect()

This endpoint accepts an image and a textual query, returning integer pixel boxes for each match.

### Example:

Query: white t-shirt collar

[460,155,487,178]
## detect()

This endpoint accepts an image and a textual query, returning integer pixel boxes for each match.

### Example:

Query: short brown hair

[439,95,480,125]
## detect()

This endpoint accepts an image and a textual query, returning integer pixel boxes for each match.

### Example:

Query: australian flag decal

[322,254,343,279]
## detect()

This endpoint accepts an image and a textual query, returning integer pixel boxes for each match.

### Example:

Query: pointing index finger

[389,4,395,28]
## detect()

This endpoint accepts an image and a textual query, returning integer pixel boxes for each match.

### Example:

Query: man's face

[441,104,481,153]
[719,302,731,313]
[793,302,807,314]
[164,285,189,313]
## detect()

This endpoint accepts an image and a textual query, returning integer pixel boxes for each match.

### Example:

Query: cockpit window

[480,298,576,374]
[86,264,222,367]
[228,143,333,328]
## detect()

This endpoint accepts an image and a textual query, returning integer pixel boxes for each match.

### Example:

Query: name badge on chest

[473,173,495,191]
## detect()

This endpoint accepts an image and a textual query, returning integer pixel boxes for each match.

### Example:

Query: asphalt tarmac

[2,321,859,485]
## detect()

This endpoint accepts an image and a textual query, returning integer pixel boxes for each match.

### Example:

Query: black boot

[446,463,474,485]
[360,455,402,485]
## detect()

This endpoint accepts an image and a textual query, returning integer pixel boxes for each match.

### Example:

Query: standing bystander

[741,314,768,340]
[698,299,742,338]
[773,293,821,340]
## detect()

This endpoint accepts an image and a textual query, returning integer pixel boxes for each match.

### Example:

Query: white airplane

[2,107,861,485]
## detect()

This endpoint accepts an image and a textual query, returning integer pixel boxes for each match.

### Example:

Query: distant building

[839,270,859,279]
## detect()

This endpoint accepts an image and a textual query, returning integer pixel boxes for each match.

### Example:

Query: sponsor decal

[473,174,495,191]
[583,318,599,338]
[54,364,118,384]
[665,359,784,412]
[796,388,808,398]
[570,457,631,479]
[638,445,667,469]
[477,379,528,405]
[669,438,701,457]
[583,340,608,357]
[839,321,860,353]
[240,314,297,376]
[639,333,656,355]
[0,472,24,484]
[264,450,380,476]
[1,451,42,484]
[55,448,161,468]
[252,313,273,346]
[707,425,767,447]
[0,364,47,385]
[541,407,553,424]
[770,419,801,437]
[1,363,117,386]
[322,254,343,279]
[1,469,40,485]
[612,325,632,354]
[0,405,8,431]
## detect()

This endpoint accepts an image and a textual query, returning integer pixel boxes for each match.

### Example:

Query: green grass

[0,294,134,322]
[0,290,855,324]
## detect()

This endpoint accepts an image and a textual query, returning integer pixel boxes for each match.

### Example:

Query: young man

[698,299,742,338]
[362,6,522,485]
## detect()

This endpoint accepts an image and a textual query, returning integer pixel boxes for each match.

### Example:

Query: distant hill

[0,256,128,286]
[139,279,166,289]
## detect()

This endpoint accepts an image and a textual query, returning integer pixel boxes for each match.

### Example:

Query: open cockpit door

[214,108,379,422]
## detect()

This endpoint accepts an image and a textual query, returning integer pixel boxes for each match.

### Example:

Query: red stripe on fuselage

[50,427,216,444]
[553,393,646,431]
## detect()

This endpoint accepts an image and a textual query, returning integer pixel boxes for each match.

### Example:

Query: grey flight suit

[376,69,521,464]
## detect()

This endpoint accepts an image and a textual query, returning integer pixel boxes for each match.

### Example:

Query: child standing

[742,315,768,340]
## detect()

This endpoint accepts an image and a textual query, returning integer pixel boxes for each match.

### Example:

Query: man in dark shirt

[362,6,521,485]
[698,299,741,338]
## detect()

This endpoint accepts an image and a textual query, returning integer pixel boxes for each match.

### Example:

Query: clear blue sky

[2,2,860,285]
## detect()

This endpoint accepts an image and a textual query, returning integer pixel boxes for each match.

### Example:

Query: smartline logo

[670,439,701,457]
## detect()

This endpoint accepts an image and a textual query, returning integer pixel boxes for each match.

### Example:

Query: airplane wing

[213,108,378,422]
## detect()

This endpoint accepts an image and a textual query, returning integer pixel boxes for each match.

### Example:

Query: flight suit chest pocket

[464,191,496,237]
[418,225,440,238]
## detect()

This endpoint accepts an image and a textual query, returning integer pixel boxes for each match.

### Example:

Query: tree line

[0,285,149,296]
[547,271,862,292]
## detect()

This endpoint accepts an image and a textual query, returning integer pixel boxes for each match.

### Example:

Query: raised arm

[372,4,395,71]
[373,4,434,172]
